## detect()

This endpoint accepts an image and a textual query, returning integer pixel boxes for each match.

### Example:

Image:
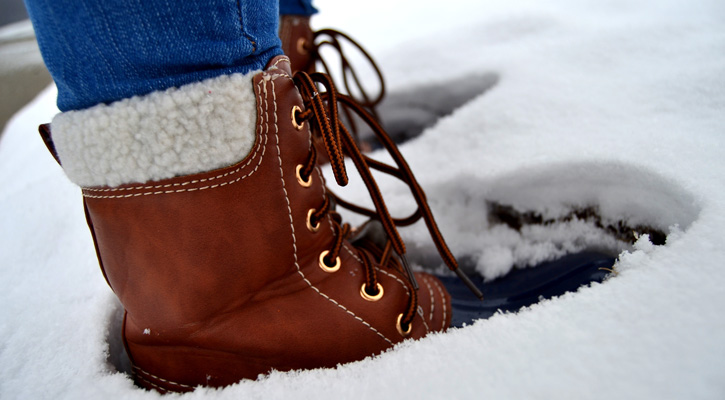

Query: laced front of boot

[291,71,482,334]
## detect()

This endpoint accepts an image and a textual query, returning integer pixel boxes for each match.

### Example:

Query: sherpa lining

[51,71,259,188]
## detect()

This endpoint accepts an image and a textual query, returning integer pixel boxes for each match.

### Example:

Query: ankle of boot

[51,70,260,188]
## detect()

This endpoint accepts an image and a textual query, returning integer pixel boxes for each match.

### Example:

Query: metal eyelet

[360,283,384,302]
[297,37,308,55]
[291,105,304,131]
[396,313,412,337]
[306,208,320,233]
[296,164,312,188]
[319,250,341,273]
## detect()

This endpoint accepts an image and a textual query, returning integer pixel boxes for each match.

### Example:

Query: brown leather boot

[40,56,463,393]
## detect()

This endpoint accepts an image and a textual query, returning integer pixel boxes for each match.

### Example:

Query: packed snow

[1,0,724,398]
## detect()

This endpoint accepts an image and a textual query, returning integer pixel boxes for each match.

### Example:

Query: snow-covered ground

[2,0,724,398]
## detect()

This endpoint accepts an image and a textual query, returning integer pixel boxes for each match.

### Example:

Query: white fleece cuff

[51,71,259,188]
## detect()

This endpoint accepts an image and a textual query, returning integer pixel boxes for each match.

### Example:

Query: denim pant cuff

[26,0,285,111]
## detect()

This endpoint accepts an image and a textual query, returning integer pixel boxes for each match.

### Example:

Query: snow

[2,0,724,398]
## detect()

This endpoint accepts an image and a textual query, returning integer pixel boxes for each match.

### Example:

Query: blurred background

[0,0,53,134]
[1,0,28,26]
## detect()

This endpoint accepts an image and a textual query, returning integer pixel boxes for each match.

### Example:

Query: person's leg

[25,0,283,112]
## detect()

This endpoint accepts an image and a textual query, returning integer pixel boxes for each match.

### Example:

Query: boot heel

[127,341,267,393]
[132,362,195,394]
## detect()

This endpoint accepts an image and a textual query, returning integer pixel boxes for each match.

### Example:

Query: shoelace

[293,71,483,332]
[309,29,385,130]
[308,28,385,143]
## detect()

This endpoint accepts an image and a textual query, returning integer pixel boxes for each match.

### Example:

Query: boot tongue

[349,220,387,249]
[266,55,293,75]
[279,15,314,75]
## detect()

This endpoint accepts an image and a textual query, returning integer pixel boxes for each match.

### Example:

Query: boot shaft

[83,59,338,330]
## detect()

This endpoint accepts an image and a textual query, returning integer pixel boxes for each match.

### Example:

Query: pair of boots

[41,21,468,393]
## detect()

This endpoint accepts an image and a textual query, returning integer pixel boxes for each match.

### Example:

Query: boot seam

[270,57,291,70]
[377,267,410,296]
[421,274,436,323]
[429,276,448,331]
[133,365,192,392]
[417,305,430,334]
[134,373,169,393]
[265,73,394,347]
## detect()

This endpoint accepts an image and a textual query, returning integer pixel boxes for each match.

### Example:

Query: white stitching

[343,242,362,263]
[135,373,170,393]
[268,76,393,346]
[376,267,410,296]
[265,73,291,80]
[422,275,435,322]
[271,57,290,68]
[83,143,261,193]
[417,305,430,333]
[430,277,448,331]
[133,365,192,390]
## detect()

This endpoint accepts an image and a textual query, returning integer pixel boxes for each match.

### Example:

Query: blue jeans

[280,0,317,16]
[24,0,316,112]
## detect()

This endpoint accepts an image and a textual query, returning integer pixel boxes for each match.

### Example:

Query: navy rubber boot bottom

[439,251,616,327]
